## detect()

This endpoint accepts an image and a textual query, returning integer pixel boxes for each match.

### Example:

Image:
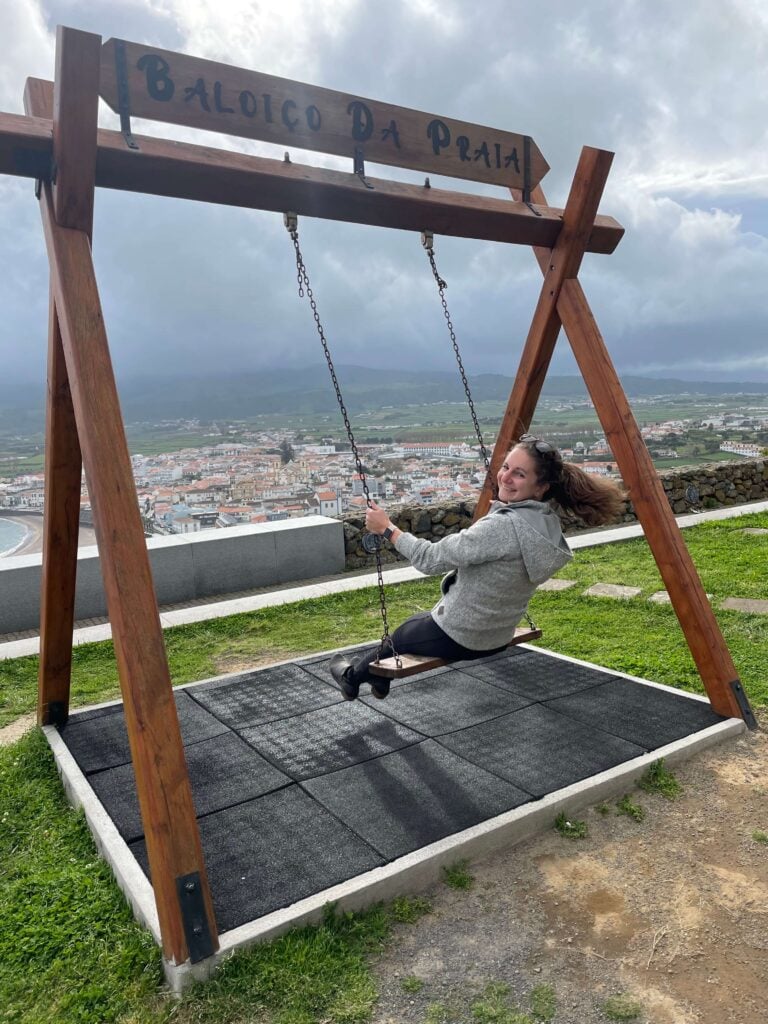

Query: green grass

[752,830,768,844]
[554,812,588,840]
[637,759,682,800]
[529,983,557,1022]
[601,993,644,1020]
[616,795,646,823]
[441,859,474,890]
[401,975,425,993]
[390,894,432,923]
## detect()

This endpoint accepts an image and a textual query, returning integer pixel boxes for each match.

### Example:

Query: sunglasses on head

[518,433,554,455]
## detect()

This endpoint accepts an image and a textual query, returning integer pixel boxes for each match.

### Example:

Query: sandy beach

[0,515,98,557]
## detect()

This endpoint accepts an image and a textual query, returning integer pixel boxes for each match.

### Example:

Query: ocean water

[0,518,28,556]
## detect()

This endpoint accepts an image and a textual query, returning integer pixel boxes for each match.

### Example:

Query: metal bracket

[353,147,374,189]
[729,680,758,730]
[114,39,140,151]
[362,532,383,554]
[521,136,541,216]
[47,701,69,727]
[176,872,215,963]
[421,230,434,252]
[283,211,297,233]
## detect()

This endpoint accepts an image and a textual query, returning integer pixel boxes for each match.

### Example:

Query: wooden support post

[23,27,99,727]
[474,148,614,520]
[38,181,220,961]
[483,157,752,724]
[31,28,219,962]
[36,286,82,725]
[557,279,748,722]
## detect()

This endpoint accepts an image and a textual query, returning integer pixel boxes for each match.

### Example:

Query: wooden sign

[100,38,549,190]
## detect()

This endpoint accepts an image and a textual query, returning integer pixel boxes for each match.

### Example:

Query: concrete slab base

[43,645,745,994]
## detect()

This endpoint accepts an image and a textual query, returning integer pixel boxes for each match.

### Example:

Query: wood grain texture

[38,181,219,961]
[557,278,744,720]
[473,147,614,519]
[35,289,82,726]
[0,103,624,251]
[52,27,101,232]
[99,38,549,189]
[23,73,82,728]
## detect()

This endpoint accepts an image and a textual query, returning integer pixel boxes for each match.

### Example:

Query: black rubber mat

[456,646,623,701]
[187,662,342,728]
[89,731,290,842]
[55,645,730,935]
[303,739,532,859]
[545,676,724,749]
[437,703,645,797]
[129,786,384,932]
[240,702,423,780]
[59,691,229,774]
[361,670,532,735]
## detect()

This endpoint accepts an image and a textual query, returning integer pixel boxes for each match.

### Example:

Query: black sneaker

[329,653,359,701]
[370,679,390,700]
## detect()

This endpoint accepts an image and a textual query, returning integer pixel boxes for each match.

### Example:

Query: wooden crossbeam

[2,98,624,251]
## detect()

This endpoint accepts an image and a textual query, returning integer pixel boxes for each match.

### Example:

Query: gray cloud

[1,0,767,393]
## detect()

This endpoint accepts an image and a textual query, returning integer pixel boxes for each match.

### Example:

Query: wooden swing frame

[0,25,755,970]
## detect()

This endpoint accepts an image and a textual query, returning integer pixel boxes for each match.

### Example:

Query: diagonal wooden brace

[480,156,752,724]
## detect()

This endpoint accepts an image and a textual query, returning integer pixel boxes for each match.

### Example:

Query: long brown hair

[513,436,626,527]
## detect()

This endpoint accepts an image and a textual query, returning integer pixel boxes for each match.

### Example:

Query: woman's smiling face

[497,447,547,504]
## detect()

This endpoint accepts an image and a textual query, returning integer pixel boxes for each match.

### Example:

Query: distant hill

[1,366,767,429]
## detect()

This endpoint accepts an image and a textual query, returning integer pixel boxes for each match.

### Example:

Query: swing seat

[368,625,543,679]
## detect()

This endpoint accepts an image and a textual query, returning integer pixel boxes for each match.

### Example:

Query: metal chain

[285,215,399,665]
[422,234,497,500]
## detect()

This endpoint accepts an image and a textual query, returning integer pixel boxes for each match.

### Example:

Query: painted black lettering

[263,93,274,122]
[474,142,491,168]
[306,104,321,131]
[381,119,401,147]
[504,147,520,173]
[347,101,374,141]
[213,81,234,114]
[456,135,471,161]
[494,142,501,168]
[239,90,257,117]
[427,119,450,156]
[137,54,175,101]
[281,99,299,131]
[184,78,211,112]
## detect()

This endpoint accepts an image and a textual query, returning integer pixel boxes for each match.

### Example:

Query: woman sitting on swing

[330,434,626,700]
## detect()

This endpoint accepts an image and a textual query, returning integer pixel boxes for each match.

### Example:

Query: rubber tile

[438,703,644,798]
[240,701,423,780]
[303,739,532,860]
[360,670,532,735]
[455,647,621,701]
[89,731,291,842]
[186,662,342,728]
[59,691,229,774]
[129,786,384,931]
[545,677,725,749]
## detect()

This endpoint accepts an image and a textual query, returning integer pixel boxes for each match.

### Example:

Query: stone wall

[341,458,768,568]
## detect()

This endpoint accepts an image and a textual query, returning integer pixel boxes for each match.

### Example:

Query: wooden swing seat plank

[369,626,543,679]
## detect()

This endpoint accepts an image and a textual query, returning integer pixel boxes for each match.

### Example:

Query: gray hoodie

[394,499,572,650]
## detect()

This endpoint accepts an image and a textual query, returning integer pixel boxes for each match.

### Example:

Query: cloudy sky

[1,0,768,395]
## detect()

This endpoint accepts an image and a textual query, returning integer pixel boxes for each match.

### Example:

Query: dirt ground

[371,710,768,1024]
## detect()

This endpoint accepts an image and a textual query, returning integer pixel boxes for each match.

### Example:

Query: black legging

[347,610,507,686]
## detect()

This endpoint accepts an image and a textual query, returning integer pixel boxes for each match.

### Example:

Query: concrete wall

[341,458,768,567]
[0,516,344,635]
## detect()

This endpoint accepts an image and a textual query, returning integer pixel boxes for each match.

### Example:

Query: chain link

[287,221,399,665]
[423,238,497,500]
